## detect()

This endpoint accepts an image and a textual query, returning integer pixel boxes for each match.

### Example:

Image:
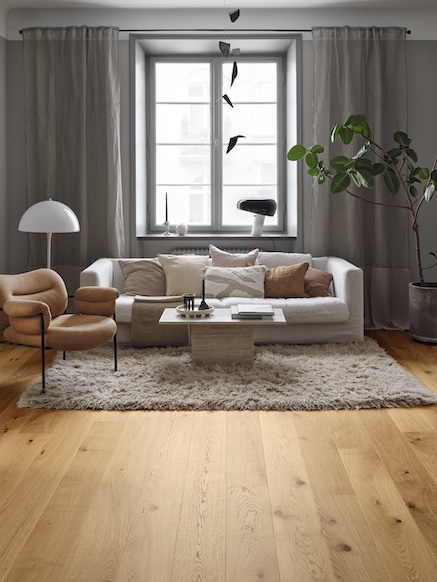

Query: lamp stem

[46,232,53,269]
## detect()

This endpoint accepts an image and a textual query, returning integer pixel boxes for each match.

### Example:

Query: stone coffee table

[159,307,286,366]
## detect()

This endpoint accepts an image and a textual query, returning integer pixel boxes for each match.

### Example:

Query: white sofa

[80,253,364,346]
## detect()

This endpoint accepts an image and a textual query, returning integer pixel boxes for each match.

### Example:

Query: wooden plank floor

[0,331,436,581]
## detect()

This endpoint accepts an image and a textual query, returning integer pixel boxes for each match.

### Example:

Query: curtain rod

[120,28,311,32]
[120,28,411,34]
[19,28,412,34]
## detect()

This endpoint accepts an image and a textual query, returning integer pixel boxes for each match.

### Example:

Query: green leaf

[361,121,371,139]
[317,174,326,185]
[424,183,435,202]
[409,185,418,198]
[356,169,374,188]
[384,168,400,194]
[287,144,307,161]
[330,172,351,193]
[372,163,386,175]
[355,159,373,171]
[339,127,354,145]
[431,170,437,183]
[310,145,324,154]
[350,171,362,188]
[406,148,418,162]
[387,148,402,160]
[330,123,342,143]
[393,131,410,147]
[329,155,349,171]
[308,167,319,177]
[305,152,318,169]
[419,167,430,180]
[345,114,367,126]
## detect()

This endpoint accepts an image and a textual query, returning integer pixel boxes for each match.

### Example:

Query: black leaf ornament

[222,94,234,108]
[226,135,245,154]
[231,61,238,87]
[229,9,240,22]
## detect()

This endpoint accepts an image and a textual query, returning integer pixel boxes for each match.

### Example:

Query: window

[132,34,300,237]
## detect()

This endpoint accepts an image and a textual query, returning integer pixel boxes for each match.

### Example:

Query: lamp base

[251,214,265,236]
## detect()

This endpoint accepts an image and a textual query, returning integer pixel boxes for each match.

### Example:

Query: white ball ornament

[175,223,188,236]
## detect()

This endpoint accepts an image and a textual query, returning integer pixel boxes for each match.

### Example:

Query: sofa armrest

[80,258,115,288]
[323,257,363,336]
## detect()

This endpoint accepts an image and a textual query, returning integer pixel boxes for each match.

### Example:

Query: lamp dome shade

[19,199,80,233]
[237,198,277,217]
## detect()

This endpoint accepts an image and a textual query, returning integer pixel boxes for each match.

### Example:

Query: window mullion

[211,57,222,232]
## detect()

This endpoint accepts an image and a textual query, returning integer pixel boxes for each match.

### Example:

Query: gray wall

[4,28,437,280]
[0,35,7,273]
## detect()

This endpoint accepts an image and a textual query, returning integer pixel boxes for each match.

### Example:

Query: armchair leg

[40,313,46,394]
[113,314,118,372]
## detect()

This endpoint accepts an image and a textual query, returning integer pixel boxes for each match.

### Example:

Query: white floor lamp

[19,198,80,269]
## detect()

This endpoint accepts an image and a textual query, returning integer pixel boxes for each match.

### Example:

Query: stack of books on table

[231,304,275,320]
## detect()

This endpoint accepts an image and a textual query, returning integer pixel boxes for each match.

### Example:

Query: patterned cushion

[204,266,266,299]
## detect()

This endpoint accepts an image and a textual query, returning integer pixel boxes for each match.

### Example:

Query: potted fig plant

[287,114,437,342]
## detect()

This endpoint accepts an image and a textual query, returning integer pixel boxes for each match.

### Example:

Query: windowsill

[137,234,295,241]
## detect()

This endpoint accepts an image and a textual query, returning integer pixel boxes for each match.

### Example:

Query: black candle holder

[183,293,195,310]
[198,279,210,310]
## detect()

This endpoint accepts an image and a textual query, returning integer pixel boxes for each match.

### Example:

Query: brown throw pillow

[264,262,309,298]
[304,267,333,297]
[119,258,166,296]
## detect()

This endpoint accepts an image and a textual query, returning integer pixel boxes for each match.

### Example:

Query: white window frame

[130,33,301,239]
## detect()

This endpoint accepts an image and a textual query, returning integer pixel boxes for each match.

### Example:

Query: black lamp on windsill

[237,198,277,236]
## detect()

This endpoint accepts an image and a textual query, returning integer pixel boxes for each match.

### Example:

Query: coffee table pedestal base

[190,324,254,366]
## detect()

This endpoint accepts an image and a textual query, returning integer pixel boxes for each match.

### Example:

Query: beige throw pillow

[119,258,166,296]
[264,262,309,298]
[305,267,333,297]
[158,254,210,296]
[209,244,259,267]
[256,251,312,269]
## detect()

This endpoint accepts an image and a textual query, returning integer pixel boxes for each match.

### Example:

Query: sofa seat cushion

[220,296,349,323]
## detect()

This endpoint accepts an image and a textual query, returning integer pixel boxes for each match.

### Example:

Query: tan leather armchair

[0,268,119,393]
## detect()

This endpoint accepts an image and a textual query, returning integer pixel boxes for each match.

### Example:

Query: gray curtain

[311,26,410,329]
[23,26,125,287]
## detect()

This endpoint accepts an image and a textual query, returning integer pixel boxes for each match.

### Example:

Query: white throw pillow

[158,254,211,296]
[209,244,259,267]
[205,266,266,299]
[256,251,313,268]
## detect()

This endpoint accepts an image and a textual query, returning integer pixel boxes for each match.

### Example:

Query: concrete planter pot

[409,282,437,343]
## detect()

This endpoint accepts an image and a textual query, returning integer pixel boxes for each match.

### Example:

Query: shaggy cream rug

[17,338,437,411]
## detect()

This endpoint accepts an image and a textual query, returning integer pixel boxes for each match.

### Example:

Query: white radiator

[171,247,250,256]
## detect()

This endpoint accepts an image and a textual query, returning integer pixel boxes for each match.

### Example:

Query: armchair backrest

[0,269,68,327]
